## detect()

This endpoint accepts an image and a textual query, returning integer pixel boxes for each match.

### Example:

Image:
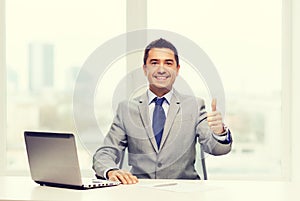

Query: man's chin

[150,84,171,91]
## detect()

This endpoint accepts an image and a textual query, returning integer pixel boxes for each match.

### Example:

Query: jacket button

[157,163,162,168]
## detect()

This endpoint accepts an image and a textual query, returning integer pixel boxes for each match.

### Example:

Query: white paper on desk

[138,181,220,193]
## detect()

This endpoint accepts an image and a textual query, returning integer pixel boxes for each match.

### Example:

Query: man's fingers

[115,172,129,184]
[207,113,222,120]
[211,98,217,112]
[209,125,224,133]
[108,170,138,185]
[109,175,120,182]
[121,172,137,184]
[207,100,224,134]
[208,118,222,125]
[131,175,138,184]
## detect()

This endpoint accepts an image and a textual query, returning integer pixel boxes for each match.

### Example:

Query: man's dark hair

[143,38,179,66]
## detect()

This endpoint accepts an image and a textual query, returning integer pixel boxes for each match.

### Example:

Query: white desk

[0,176,299,201]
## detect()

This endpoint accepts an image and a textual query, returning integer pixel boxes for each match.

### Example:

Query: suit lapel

[137,93,159,153]
[159,91,181,150]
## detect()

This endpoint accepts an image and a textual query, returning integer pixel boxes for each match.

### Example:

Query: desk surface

[0,176,299,201]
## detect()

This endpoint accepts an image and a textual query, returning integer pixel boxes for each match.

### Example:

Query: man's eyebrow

[149,59,159,62]
[148,58,175,63]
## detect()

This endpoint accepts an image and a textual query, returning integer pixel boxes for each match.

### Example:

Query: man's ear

[176,64,180,76]
[143,65,147,76]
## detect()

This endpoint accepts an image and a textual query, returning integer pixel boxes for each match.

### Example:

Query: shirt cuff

[213,133,227,141]
[212,127,232,144]
[104,167,119,180]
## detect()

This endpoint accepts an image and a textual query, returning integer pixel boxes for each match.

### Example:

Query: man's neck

[149,86,171,97]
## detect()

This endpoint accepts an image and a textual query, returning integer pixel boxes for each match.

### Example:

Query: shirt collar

[147,89,173,105]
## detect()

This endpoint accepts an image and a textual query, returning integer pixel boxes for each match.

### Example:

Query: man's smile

[154,75,169,81]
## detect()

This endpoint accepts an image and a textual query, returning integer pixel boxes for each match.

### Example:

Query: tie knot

[154,97,165,106]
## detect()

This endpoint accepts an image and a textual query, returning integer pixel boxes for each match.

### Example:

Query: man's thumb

[211,98,217,112]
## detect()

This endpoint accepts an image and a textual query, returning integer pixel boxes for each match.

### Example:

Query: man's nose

[157,65,166,73]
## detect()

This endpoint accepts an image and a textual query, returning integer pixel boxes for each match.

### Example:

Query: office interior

[0,0,300,184]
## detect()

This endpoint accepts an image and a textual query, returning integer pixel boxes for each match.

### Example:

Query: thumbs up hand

[207,98,225,134]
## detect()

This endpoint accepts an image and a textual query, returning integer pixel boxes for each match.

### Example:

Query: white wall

[0,0,7,175]
[291,0,300,182]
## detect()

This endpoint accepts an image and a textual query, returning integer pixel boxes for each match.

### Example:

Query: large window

[147,0,282,179]
[2,0,285,179]
[4,0,126,175]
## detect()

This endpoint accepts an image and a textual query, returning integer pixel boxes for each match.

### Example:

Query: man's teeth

[156,76,167,80]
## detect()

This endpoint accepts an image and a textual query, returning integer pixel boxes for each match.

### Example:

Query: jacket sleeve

[92,102,128,178]
[195,98,232,155]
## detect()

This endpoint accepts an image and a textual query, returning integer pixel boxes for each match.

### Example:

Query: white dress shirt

[147,89,173,124]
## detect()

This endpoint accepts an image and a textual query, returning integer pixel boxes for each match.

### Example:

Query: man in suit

[93,38,232,184]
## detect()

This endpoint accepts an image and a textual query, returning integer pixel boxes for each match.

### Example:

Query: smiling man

[93,38,232,184]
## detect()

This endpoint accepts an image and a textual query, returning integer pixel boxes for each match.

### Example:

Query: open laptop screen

[24,131,120,189]
[24,131,84,187]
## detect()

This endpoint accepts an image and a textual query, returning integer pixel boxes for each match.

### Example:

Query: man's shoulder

[117,93,147,107]
[173,90,205,105]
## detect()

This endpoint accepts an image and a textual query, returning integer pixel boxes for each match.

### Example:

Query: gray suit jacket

[93,90,232,179]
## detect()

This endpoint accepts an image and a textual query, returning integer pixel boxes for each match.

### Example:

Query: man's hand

[107,169,138,185]
[207,98,225,135]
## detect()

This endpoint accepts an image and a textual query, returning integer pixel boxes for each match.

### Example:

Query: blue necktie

[152,97,166,149]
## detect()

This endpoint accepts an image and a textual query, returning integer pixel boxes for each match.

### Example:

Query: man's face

[143,48,180,96]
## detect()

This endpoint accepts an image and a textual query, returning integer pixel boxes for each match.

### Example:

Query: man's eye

[166,62,173,66]
[151,62,158,65]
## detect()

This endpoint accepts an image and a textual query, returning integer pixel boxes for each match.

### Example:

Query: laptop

[24,131,120,190]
